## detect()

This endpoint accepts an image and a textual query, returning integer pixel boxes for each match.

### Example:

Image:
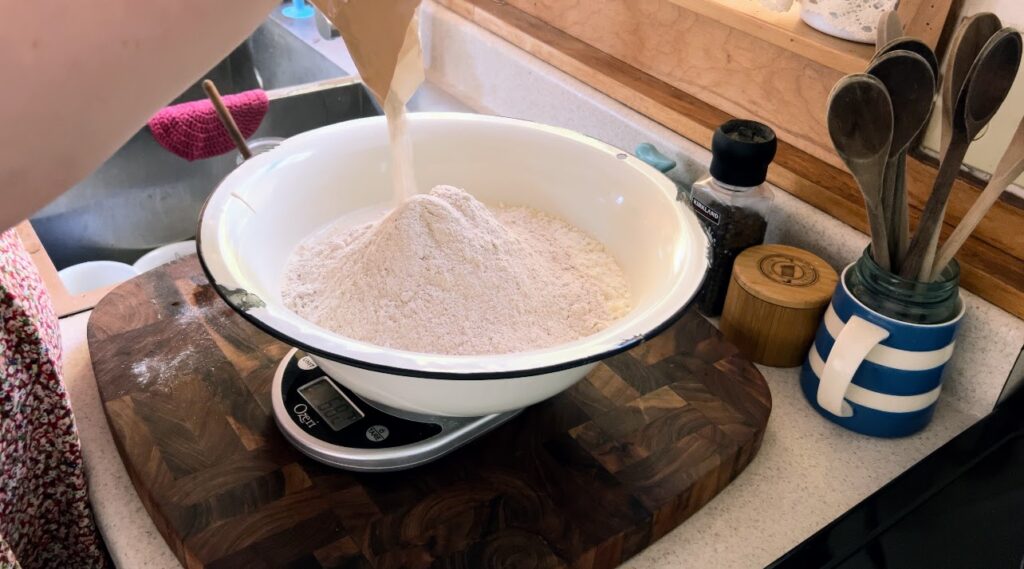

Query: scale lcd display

[297,377,364,431]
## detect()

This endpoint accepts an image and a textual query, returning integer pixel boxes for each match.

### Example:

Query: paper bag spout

[310,0,425,108]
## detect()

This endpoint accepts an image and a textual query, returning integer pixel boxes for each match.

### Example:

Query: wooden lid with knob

[731,244,837,309]
[721,244,838,367]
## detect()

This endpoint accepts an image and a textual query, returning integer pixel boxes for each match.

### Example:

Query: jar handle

[817,315,890,416]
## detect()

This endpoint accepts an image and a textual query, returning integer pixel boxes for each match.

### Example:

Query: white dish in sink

[59,260,138,296]
[133,240,197,273]
[197,112,709,416]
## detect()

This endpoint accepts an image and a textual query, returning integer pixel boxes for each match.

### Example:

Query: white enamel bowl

[198,113,709,417]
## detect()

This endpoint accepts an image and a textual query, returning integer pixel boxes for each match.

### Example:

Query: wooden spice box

[720,244,838,367]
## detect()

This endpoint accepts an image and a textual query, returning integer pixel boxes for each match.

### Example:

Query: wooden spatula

[929,116,1024,279]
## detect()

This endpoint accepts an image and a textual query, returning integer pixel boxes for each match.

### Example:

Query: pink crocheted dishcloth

[147,89,269,161]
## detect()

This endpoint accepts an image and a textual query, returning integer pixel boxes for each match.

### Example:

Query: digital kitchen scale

[271,348,520,472]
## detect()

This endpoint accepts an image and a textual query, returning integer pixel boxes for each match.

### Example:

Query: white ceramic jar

[800,0,899,44]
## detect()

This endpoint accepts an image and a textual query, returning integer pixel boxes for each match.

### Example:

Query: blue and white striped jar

[800,264,964,438]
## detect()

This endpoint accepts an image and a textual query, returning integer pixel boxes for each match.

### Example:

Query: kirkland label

[691,196,721,226]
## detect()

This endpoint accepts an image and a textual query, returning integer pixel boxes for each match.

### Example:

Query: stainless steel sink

[31,17,371,269]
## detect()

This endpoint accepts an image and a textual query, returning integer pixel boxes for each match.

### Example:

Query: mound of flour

[282,185,630,355]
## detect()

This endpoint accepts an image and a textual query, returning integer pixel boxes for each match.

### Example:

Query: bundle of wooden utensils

[828,12,1024,282]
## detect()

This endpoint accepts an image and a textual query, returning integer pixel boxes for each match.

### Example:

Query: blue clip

[635,143,677,174]
[283,0,315,19]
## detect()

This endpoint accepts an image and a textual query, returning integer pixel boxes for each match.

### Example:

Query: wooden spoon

[202,80,253,160]
[876,11,903,50]
[866,51,935,270]
[874,37,940,81]
[827,75,894,270]
[930,116,1024,279]
[900,29,1023,280]
[870,39,938,269]
[939,13,1002,154]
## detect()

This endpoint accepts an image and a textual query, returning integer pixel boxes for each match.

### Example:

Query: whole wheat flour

[283,185,631,355]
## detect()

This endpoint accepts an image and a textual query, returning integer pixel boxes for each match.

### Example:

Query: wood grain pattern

[431,0,1024,319]
[720,245,837,367]
[669,0,954,72]
[501,0,954,171]
[669,0,875,74]
[504,0,846,168]
[87,257,771,569]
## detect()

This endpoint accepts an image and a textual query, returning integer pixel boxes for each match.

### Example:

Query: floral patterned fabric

[0,228,106,569]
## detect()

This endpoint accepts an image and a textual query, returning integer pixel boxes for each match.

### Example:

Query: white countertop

[61,309,978,569]
[62,312,183,569]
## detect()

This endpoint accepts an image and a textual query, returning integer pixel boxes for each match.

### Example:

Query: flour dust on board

[310,0,425,203]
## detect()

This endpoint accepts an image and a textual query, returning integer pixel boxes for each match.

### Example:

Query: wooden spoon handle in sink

[202,80,253,161]
[929,116,1024,279]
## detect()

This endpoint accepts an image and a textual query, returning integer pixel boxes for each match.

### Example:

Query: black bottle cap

[709,119,778,187]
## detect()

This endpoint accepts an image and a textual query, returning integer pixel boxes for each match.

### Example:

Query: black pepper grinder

[690,119,778,316]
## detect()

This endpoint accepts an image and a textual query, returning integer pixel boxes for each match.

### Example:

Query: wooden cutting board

[88,256,771,569]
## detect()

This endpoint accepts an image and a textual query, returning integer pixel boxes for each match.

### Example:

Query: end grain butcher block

[87,256,771,569]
